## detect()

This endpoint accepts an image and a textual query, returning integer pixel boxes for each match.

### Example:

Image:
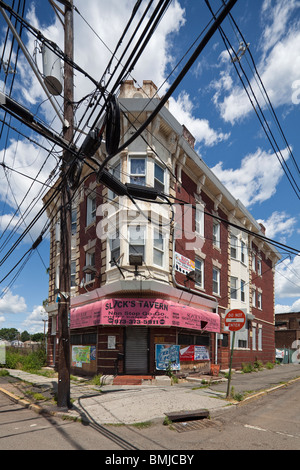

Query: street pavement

[1,363,300,426]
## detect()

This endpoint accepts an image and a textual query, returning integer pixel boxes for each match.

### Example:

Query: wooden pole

[57,0,73,409]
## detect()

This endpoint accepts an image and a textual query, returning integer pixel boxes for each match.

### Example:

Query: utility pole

[57,0,73,409]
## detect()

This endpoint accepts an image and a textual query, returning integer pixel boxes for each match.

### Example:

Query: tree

[20,330,31,342]
[31,333,44,342]
[0,328,19,341]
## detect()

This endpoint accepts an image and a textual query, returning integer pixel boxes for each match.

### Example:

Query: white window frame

[110,229,121,267]
[230,276,238,299]
[154,161,165,194]
[230,235,238,259]
[257,258,262,275]
[212,267,220,295]
[241,241,246,264]
[153,228,164,267]
[252,289,256,307]
[85,250,96,282]
[213,220,220,249]
[71,207,77,236]
[128,224,146,262]
[252,253,256,271]
[108,159,121,200]
[257,292,262,309]
[252,324,256,350]
[129,156,146,186]
[195,204,204,237]
[258,327,262,350]
[234,321,248,349]
[241,280,245,302]
[86,194,96,226]
[195,257,204,289]
[71,260,76,288]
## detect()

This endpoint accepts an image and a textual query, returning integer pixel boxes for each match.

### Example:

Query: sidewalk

[1,363,300,425]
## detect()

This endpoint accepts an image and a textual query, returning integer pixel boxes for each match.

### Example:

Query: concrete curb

[0,387,46,415]
[0,386,86,422]
[237,375,300,406]
[2,374,300,424]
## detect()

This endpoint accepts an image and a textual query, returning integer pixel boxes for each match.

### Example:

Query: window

[55,264,60,291]
[212,268,220,295]
[257,259,262,275]
[241,241,246,264]
[252,254,256,271]
[153,229,164,266]
[252,289,256,307]
[110,230,120,266]
[154,162,165,193]
[230,276,238,299]
[71,208,77,236]
[129,225,145,260]
[130,157,146,185]
[195,257,204,288]
[252,324,256,350]
[71,260,76,287]
[109,161,121,199]
[230,235,238,259]
[235,321,248,349]
[86,195,96,226]
[257,292,262,309]
[241,280,245,302]
[85,250,96,282]
[213,220,220,249]
[195,205,204,236]
[258,327,262,350]
[55,220,60,242]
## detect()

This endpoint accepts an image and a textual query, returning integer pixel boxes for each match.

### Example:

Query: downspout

[171,226,220,364]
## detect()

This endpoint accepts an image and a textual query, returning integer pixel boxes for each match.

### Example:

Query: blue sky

[0,0,300,334]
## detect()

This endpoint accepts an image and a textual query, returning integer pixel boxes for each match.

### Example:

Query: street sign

[225,308,246,332]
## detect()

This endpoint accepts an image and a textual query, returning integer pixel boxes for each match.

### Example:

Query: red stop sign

[225,309,246,331]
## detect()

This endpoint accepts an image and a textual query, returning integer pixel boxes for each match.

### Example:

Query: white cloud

[260,0,300,57]
[0,138,58,240]
[22,305,47,334]
[169,91,230,147]
[0,289,27,314]
[275,299,300,313]
[211,147,288,207]
[275,256,300,298]
[257,211,297,239]
[212,1,300,124]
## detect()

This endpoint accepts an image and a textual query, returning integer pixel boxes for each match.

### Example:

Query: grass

[25,390,49,401]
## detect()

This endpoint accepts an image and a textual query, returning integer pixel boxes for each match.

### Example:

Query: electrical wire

[205,0,300,201]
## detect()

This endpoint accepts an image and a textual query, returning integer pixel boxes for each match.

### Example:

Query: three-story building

[44,80,280,377]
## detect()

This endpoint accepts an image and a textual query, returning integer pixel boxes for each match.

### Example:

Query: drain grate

[164,409,222,433]
[172,418,221,433]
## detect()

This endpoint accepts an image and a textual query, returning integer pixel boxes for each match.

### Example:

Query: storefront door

[125,327,149,374]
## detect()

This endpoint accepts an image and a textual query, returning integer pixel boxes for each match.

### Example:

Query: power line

[205,0,300,201]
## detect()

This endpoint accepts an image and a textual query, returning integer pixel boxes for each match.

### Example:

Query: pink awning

[70,298,220,333]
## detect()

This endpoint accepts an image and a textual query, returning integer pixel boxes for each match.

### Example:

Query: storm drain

[165,409,221,433]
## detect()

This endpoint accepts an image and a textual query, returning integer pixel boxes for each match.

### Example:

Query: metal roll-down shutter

[125,327,148,374]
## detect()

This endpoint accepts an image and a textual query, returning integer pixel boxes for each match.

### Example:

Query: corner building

[44,81,280,377]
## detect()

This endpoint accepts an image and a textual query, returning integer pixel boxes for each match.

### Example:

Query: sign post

[225,309,246,398]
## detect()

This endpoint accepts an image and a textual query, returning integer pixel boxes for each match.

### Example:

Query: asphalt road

[1,375,300,451]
